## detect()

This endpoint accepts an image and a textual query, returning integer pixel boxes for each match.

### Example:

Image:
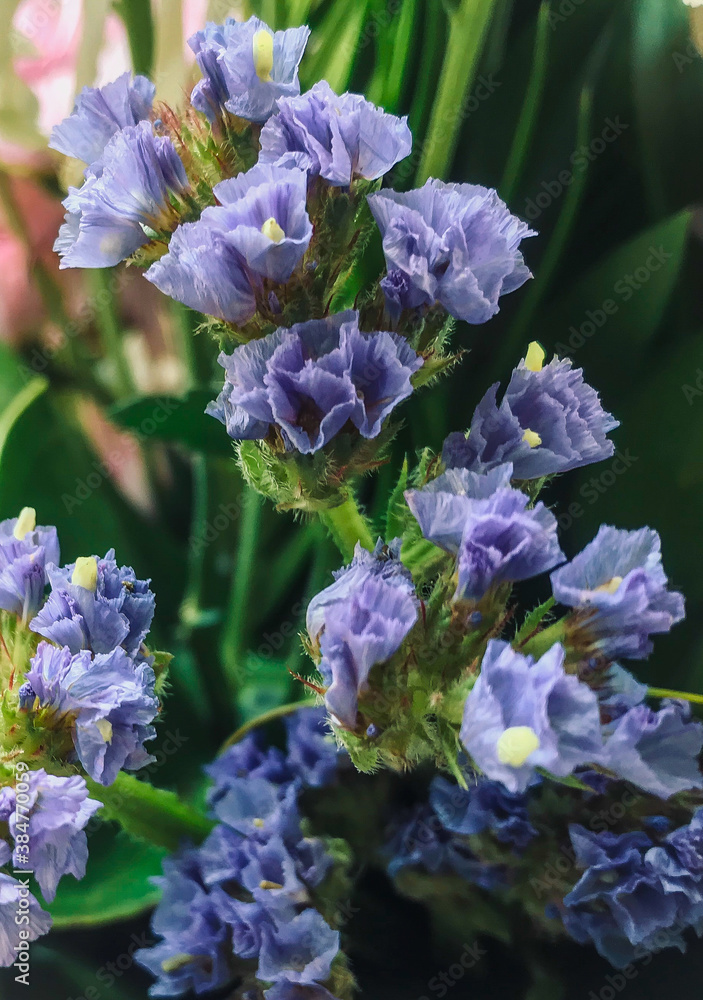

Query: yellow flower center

[496,726,540,767]
[252,29,274,82]
[595,576,623,595]
[261,217,285,242]
[524,341,545,372]
[522,428,542,448]
[72,556,98,592]
[13,507,36,540]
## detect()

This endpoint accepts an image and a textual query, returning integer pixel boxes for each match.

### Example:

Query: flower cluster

[136,708,352,999]
[0,509,165,965]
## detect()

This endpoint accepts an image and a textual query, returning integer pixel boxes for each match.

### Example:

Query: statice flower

[31,549,155,656]
[189,17,310,123]
[308,540,418,728]
[49,72,155,165]
[599,700,703,799]
[406,466,563,599]
[284,707,341,787]
[138,712,343,997]
[0,770,100,902]
[597,662,649,719]
[0,839,52,968]
[646,807,703,921]
[444,344,619,478]
[430,774,538,851]
[260,80,412,186]
[207,311,422,454]
[55,121,188,269]
[367,178,534,323]
[0,508,59,619]
[22,642,158,785]
[550,525,685,659]
[560,826,682,967]
[145,164,312,323]
[460,641,604,792]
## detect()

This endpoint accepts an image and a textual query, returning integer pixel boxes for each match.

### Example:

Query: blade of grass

[416,0,498,184]
[501,2,551,202]
[221,488,263,695]
[116,0,155,77]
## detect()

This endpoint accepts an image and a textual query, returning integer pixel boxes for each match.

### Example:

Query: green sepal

[385,456,409,541]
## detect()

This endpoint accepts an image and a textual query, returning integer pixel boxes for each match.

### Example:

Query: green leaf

[109,391,234,457]
[116,0,155,76]
[514,596,556,645]
[535,768,593,792]
[49,827,165,928]
[86,772,214,851]
[385,457,409,541]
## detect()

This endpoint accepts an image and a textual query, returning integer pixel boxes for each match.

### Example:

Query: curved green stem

[220,700,319,752]
[319,496,375,561]
[648,687,703,706]
[416,0,498,185]
[86,772,213,851]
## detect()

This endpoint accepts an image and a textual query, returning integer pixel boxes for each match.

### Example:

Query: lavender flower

[31,549,155,657]
[0,770,100,902]
[207,312,422,454]
[189,17,310,123]
[260,80,411,186]
[429,775,538,851]
[309,541,418,728]
[0,508,59,619]
[405,467,564,599]
[550,525,685,659]
[444,344,619,478]
[599,700,703,799]
[460,640,604,792]
[55,121,188,269]
[145,164,312,322]
[561,826,681,967]
[49,72,155,165]
[0,835,52,967]
[646,808,703,921]
[23,642,158,785]
[367,179,534,323]
[284,708,341,788]
[258,909,339,984]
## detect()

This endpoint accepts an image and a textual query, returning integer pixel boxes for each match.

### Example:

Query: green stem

[520,618,566,659]
[220,700,319,752]
[648,687,703,706]
[86,772,213,851]
[90,269,137,400]
[416,0,498,184]
[117,0,155,76]
[318,496,375,561]
[221,488,262,693]
[500,2,551,202]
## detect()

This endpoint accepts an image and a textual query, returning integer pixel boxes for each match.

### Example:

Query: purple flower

[460,641,604,792]
[1,770,100,902]
[258,908,339,985]
[406,467,563,599]
[211,777,299,839]
[31,549,155,656]
[309,541,418,728]
[597,663,649,720]
[646,808,703,920]
[284,708,341,788]
[145,164,312,322]
[23,642,158,785]
[561,826,681,967]
[260,80,411,186]
[429,775,538,851]
[55,121,188,269]
[444,346,618,479]
[550,525,685,659]
[0,508,59,620]
[0,861,52,967]
[367,178,534,323]
[49,72,155,165]
[206,736,293,811]
[189,17,310,123]
[207,312,422,454]
[135,850,234,997]
[599,701,703,799]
